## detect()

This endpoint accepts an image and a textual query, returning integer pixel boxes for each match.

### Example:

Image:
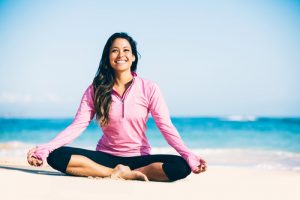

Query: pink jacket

[33,72,200,172]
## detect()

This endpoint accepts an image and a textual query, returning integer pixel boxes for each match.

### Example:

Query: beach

[1,0,300,198]
[1,117,300,199]
[1,159,300,200]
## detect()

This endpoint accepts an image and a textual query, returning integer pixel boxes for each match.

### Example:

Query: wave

[221,115,257,122]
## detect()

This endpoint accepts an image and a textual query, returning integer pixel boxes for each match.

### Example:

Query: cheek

[109,55,116,64]
[110,52,118,58]
[128,54,135,62]
[109,54,114,60]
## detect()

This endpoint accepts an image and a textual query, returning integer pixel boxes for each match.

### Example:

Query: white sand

[1,162,299,200]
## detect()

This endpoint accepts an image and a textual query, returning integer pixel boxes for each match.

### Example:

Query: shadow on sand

[0,165,68,177]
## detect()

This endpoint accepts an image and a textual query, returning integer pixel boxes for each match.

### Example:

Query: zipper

[122,99,124,118]
[112,77,135,118]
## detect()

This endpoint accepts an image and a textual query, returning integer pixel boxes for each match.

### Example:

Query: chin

[113,67,131,73]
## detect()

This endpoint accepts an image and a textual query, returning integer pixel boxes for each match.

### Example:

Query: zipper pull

[122,99,124,118]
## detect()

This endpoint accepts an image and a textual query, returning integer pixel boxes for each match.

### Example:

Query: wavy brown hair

[92,32,139,127]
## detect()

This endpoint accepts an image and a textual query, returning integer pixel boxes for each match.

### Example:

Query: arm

[148,83,201,172]
[31,84,96,164]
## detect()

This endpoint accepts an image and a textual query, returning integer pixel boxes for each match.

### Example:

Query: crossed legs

[47,147,191,182]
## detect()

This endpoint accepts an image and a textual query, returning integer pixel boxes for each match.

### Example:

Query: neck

[114,70,133,87]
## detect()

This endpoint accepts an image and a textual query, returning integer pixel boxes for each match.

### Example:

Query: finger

[34,159,39,166]
[200,159,207,165]
[28,156,40,167]
[31,159,36,166]
[27,151,34,159]
[200,161,207,169]
[27,154,34,163]
[200,164,206,172]
[193,168,201,174]
[37,159,43,166]
[27,152,34,159]
[28,159,35,166]
[27,156,33,164]
[34,156,43,166]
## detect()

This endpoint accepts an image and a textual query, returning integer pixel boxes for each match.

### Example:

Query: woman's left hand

[193,157,207,174]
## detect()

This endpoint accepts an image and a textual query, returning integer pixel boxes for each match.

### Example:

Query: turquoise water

[1,117,300,151]
[1,117,300,170]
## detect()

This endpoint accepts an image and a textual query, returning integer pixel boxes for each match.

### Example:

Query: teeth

[116,60,126,64]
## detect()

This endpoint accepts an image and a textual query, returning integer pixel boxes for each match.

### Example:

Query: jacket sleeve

[32,84,96,164]
[148,82,200,172]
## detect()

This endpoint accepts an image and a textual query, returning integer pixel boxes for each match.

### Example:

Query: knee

[163,156,192,182]
[47,147,71,173]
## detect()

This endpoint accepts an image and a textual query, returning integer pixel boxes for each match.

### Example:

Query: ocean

[1,117,300,171]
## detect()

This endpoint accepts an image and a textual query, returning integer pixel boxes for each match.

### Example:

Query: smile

[115,60,127,64]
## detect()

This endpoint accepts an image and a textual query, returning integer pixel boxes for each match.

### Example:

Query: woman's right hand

[27,147,43,167]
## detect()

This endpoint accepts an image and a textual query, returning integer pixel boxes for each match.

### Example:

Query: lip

[115,60,127,64]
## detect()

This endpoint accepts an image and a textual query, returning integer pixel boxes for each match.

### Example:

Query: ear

[132,55,136,62]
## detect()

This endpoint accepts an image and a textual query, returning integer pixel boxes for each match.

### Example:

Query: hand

[27,147,43,167]
[193,157,207,174]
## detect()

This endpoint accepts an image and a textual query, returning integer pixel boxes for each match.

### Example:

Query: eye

[124,49,130,52]
[111,49,118,53]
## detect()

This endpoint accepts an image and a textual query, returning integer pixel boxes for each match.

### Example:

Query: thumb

[193,167,201,174]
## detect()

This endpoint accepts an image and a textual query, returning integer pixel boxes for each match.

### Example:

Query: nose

[118,51,125,58]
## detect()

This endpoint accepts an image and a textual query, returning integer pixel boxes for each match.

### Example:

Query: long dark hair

[92,32,139,127]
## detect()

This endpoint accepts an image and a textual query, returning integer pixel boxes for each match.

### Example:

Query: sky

[0,0,299,118]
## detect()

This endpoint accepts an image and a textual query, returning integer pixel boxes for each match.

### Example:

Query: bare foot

[111,164,149,181]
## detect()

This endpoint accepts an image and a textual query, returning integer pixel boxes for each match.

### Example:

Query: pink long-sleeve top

[32,72,200,172]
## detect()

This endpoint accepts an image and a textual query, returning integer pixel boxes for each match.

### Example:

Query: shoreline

[2,143,300,172]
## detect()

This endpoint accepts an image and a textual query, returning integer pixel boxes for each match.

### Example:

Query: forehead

[111,38,131,49]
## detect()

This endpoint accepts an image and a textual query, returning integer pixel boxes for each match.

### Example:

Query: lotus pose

[27,32,207,182]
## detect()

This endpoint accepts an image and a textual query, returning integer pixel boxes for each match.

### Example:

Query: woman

[27,32,207,182]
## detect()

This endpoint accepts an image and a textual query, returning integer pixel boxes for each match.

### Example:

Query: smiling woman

[27,32,207,182]
[93,33,139,127]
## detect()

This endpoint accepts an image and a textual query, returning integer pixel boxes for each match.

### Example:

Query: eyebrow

[111,46,130,49]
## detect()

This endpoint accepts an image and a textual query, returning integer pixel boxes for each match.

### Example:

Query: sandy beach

[1,159,299,200]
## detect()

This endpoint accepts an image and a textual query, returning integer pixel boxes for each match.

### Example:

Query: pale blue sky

[0,0,299,118]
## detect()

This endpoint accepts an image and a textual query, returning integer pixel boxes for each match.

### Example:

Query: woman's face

[109,38,135,73]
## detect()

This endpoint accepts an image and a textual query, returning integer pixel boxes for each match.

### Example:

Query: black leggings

[47,146,191,182]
